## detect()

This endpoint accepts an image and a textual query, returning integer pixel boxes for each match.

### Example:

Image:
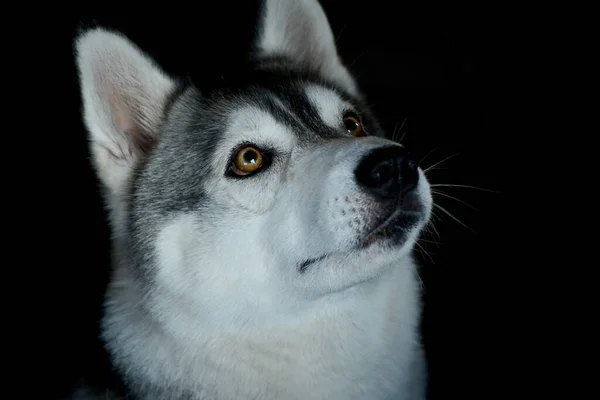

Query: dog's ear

[74,28,177,197]
[254,0,358,95]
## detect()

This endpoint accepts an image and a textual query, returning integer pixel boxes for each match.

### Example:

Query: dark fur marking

[297,254,328,273]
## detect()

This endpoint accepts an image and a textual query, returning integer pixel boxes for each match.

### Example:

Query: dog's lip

[297,211,414,272]
[365,208,401,240]
[297,254,329,273]
[297,195,425,272]
[359,207,424,248]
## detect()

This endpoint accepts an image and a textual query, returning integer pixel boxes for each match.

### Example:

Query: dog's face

[76,0,432,329]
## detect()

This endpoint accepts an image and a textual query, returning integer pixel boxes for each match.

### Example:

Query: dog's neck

[100,258,422,399]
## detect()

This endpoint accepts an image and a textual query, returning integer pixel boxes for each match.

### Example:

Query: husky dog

[73,0,433,398]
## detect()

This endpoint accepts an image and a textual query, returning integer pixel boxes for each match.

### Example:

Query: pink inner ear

[109,91,135,133]
[108,91,156,157]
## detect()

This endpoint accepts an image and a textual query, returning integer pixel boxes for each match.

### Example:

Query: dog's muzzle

[354,145,425,248]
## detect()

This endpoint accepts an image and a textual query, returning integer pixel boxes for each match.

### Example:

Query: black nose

[354,146,419,199]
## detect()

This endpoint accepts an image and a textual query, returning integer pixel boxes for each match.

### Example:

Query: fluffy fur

[73,0,433,399]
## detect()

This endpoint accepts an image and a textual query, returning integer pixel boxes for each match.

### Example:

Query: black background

[34,1,514,398]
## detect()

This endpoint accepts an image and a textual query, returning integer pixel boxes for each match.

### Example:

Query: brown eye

[231,146,264,176]
[343,112,364,137]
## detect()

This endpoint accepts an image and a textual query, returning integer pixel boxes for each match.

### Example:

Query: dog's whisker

[418,145,439,165]
[419,230,440,247]
[433,203,474,233]
[397,117,408,144]
[398,131,408,145]
[430,209,443,225]
[421,224,440,244]
[348,51,365,69]
[429,226,441,241]
[423,152,459,173]
[428,220,441,240]
[335,23,347,42]
[430,184,500,193]
[422,167,448,174]
[391,121,401,142]
[411,263,426,290]
[415,241,435,265]
[431,189,479,211]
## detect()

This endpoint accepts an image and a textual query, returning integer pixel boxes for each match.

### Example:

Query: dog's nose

[354,146,419,199]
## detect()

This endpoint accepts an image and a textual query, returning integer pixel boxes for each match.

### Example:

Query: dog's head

[75,0,432,329]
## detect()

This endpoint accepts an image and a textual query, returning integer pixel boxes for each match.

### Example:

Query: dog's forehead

[224,104,293,148]
[303,84,350,129]
[218,81,353,144]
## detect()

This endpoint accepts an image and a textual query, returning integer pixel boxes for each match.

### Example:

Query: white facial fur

[148,87,432,332]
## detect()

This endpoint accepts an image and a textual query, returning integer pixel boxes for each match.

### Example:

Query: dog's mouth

[297,254,329,273]
[297,193,426,273]
[358,190,425,248]
[357,210,421,249]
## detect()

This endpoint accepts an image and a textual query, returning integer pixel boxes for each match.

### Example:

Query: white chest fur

[101,260,425,400]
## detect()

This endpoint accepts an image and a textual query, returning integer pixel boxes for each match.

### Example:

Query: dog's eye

[231,146,264,176]
[343,112,364,137]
